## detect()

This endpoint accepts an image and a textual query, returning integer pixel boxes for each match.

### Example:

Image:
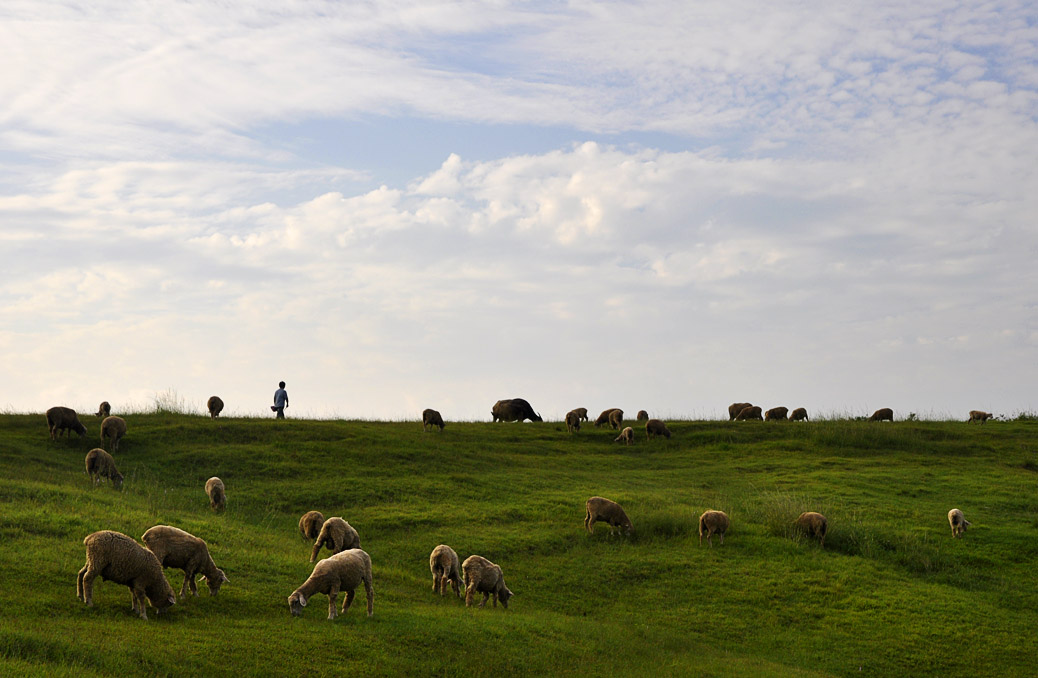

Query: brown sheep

[789,407,809,422]
[728,403,752,420]
[299,510,325,540]
[614,426,634,445]
[76,530,176,620]
[491,398,543,422]
[948,508,971,538]
[310,517,361,562]
[141,525,229,599]
[423,408,445,432]
[735,406,763,421]
[699,510,729,546]
[765,407,789,421]
[584,496,632,535]
[594,408,621,427]
[84,448,123,489]
[565,410,582,433]
[869,408,894,422]
[968,410,993,424]
[95,401,111,418]
[645,418,671,439]
[795,512,827,547]
[289,549,374,620]
[46,406,87,440]
[429,544,463,598]
[205,477,226,512]
[636,410,649,421]
[100,416,127,451]
[207,396,224,419]
[573,407,589,422]
[607,409,625,430]
[462,555,512,609]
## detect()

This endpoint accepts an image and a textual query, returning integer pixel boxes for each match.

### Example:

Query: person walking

[272,381,289,419]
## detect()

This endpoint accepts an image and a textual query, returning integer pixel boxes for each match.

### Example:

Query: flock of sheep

[46,395,988,621]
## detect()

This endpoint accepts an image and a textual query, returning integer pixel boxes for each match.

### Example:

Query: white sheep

[584,496,632,535]
[699,510,730,546]
[429,544,463,598]
[288,548,374,620]
[968,410,993,424]
[84,448,123,488]
[46,406,87,440]
[76,530,176,620]
[207,396,224,419]
[100,416,127,451]
[795,512,827,547]
[948,508,971,538]
[299,510,325,540]
[141,525,229,599]
[310,517,361,562]
[615,426,634,445]
[205,477,226,511]
[462,555,513,609]
[645,418,671,439]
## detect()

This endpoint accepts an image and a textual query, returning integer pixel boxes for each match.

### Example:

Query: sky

[1,1,1036,421]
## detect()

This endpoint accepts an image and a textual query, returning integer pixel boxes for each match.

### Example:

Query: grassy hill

[1,413,1036,677]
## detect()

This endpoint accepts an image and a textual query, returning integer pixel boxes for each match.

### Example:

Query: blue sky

[1,1,1036,420]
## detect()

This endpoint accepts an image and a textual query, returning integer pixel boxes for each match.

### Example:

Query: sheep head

[288,592,307,616]
[206,569,229,596]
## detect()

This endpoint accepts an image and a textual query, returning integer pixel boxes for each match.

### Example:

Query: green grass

[1,414,1037,677]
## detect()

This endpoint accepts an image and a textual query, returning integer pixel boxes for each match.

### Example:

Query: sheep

[728,403,752,420]
[46,406,86,440]
[100,416,127,452]
[699,510,730,546]
[573,407,589,422]
[423,408,445,432]
[205,476,226,512]
[795,512,827,547]
[968,410,993,424]
[429,544,463,598]
[207,396,224,419]
[594,408,621,427]
[288,548,374,620]
[565,410,582,433]
[141,525,229,599]
[636,410,649,421]
[607,409,625,430]
[645,418,671,439]
[84,448,123,489]
[299,510,325,541]
[491,398,543,422]
[765,407,789,421]
[948,508,971,538]
[584,496,632,535]
[310,517,361,562]
[76,530,176,620]
[95,401,111,418]
[869,408,894,422]
[735,406,763,421]
[789,407,809,422]
[462,555,513,609]
[614,426,634,445]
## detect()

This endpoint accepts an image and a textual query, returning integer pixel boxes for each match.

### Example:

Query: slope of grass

[1,414,1036,677]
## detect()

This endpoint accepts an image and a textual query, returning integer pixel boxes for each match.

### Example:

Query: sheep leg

[432,572,440,594]
[79,566,97,605]
[465,584,476,607]
[480,591,489,608]
[188,569,199,597]
[76,565,89,603]
[132,584,149,620]
[309,540,323,563]
[327,587,339,620]
[343,588,355,614]
[364,577,374,617]
[719,532,724,545]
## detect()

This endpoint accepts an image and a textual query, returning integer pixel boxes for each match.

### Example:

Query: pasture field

[1,412,1037,677]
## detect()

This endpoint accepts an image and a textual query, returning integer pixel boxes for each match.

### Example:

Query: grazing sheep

[141,525,229,599]
[95,401,111,418]
[76,530,176,620]
[699,510,730,546]
[207,396,224,419]
[288,548,374,620]
[565,410,582,433]
[46,406,87,440]
[645,418,671,439]
[594,408,621,427]
[968,410,993,424]
[429,544,463,598]
[573,407,589,422]
[765,407,789,421]
[615,426,634,445]
[948,508,971,538]
[636,410,649,421]
[462,555,513,609]
[491,398,543,423]
[795,512,828,547]
[310,517,361,562]
[607,409,625,430]
[299,510,325,541]
[205,477,226,512]
[789,407,809,422]
[84,448,123,489]
[869,408,894,422]
[728,403,752,420]
[584,496,632,535]
[100,416,127,452]
[422,408,445,432]
[735,406,763,421]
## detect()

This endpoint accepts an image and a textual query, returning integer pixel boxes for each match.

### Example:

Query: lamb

[607,409,625,430]
[299,510,325,540]
[423,408,445,432]
[615,426,634,445]
[100,416,127,451]
[207,396,224,419]
[76,530,176,620]
[573,407,589,422]
[968,410,993,424]
[205,476,226,512]
[645,418,671,439]
[429,544,463,598]
[789,407,809,422]
[699,510,730,546]
[46,406,87,440]
[461,555,513,609]
[728,403,752,420]
[594,408,621,427]
[565,410,582,433]
[765,407,789,421]
[868,407,894,422]
[636,410,649,421]
[948,508,971,538]
[84,448,123,489]
[735,406,763,421]
[288,548,374,620]
[310,517,361,562]
[95,401,111,418]
[795,512,827,547]
[141,525,229,599]
[584,496,632,535]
